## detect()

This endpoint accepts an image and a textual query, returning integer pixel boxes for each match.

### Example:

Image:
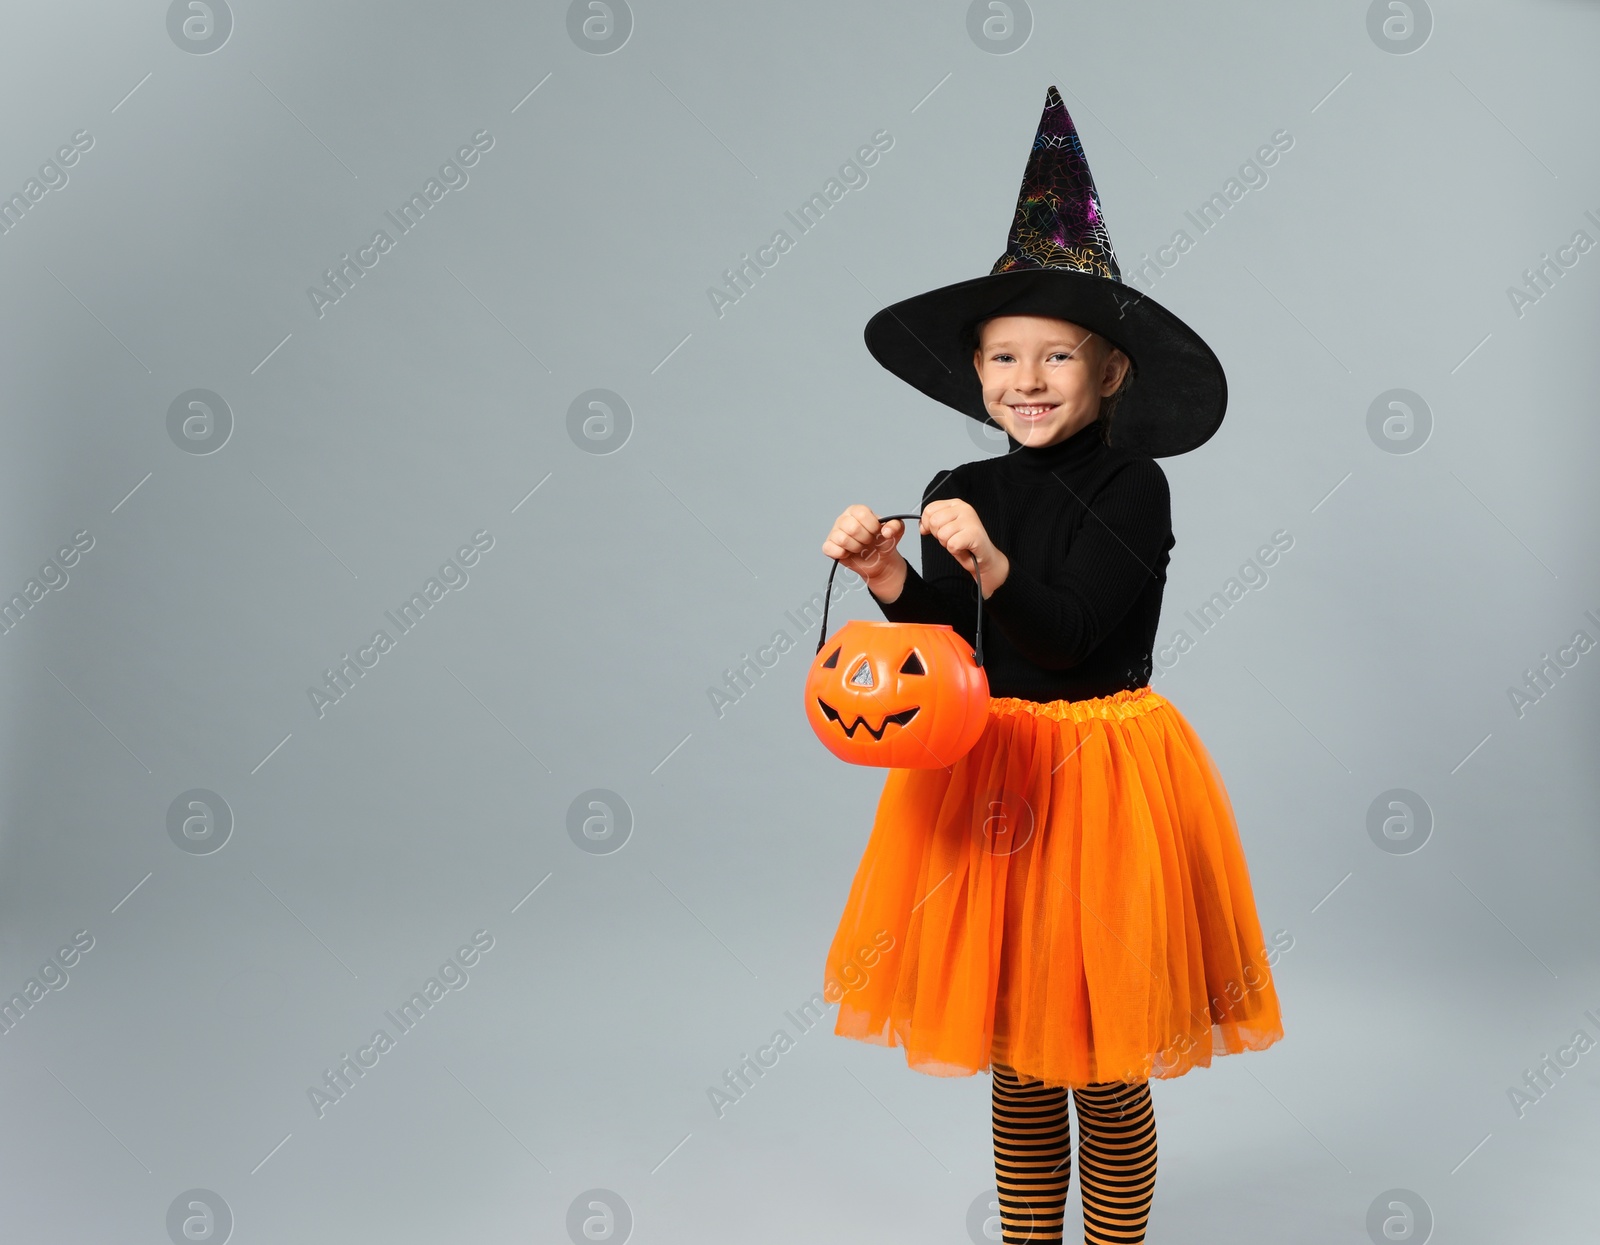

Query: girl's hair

[966,315,1135,447]
[1096,350,1135,448]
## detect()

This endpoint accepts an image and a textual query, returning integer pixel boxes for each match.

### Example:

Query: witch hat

[863,86,1227,458]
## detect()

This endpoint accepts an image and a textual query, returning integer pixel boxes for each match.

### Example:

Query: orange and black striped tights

[991,1063,1158,1243]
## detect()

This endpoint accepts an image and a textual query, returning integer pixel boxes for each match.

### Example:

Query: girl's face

[972,314,1130,448]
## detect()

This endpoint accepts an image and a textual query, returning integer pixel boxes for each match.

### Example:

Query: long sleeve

[869,559,980,636]
[867,469,983,647]
[854,427,1171,702]
[980,457,1172,670]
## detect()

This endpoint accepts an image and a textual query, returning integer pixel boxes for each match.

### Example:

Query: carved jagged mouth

[816,699,920,740]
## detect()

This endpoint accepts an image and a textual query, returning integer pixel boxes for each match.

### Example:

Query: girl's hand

[920,498,1010,598]
[823,505,907,594]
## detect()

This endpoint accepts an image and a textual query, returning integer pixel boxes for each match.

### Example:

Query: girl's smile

[972,314,1130,447]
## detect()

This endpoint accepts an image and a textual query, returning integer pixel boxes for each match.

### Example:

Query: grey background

[0,0,1596,1241]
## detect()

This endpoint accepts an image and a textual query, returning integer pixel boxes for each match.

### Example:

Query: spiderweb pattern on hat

[988,86,1121,282]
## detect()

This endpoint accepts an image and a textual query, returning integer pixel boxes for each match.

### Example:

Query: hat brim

[863,268,1227,458]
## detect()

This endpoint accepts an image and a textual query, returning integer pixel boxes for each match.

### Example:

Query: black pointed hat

[863,86,1227,458]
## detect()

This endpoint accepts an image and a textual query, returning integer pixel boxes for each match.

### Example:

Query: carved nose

[848,658,874,689]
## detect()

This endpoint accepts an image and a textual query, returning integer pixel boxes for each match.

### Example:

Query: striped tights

[991,1063,1157,1243]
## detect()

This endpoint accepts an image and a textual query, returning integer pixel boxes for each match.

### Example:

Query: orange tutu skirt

[823,685,1284,1089]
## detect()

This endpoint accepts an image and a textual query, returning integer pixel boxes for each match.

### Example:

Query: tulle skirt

[823,685,1284,1089]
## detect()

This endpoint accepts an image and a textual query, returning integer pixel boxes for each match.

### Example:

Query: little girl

[820,88,1283,1244]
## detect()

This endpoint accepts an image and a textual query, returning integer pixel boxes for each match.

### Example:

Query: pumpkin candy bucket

[804,512,991,769]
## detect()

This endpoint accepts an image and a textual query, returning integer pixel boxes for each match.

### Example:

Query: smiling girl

[818,88,1284,1244]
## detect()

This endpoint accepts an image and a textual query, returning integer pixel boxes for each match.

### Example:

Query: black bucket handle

[815,512,985,668]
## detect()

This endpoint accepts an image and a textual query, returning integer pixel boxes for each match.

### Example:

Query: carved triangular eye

[899,650,926,675]
[821,646,840,668]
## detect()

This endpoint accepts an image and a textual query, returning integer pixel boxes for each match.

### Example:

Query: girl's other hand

[920,498,1010,597]
[823,505,907,597]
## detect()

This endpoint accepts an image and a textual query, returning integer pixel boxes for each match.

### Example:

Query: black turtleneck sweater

[867,418,1174,703]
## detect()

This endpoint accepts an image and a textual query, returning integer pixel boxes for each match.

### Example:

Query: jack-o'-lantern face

[815,643,927,741]
[804,620,990,769]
